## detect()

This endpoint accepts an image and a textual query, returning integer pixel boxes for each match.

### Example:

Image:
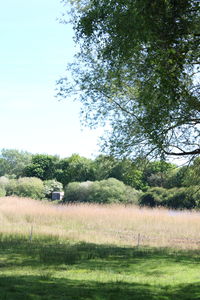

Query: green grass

[0,235,200,300]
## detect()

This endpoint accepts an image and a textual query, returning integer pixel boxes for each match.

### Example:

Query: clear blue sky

[0,0,103,158]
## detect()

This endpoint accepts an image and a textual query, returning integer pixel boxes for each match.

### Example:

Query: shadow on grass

[0,274,200,300]
[1,236,199,270]
[0,235,200,299]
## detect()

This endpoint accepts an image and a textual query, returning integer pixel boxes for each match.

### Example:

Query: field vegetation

[1,196,200,299]
[1,196,200,249]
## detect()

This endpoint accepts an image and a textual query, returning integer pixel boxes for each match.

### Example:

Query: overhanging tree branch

[60,0,200,159]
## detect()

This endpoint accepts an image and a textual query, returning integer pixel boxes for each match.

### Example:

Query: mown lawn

[0,235,200,300]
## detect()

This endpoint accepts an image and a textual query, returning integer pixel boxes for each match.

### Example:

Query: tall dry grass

[1,196,200,249]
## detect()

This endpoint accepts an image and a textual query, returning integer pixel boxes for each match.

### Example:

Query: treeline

[0,149,199,209]
[0,148,185,189]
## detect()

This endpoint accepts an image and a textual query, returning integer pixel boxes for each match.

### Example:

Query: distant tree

[0,149,32,177]
[55,158,70,185]
[56,154,95,186]
[164,166,188,188]
[59,0,200,159]
[110,159,146,190]
[143,161,176,187]
[23,154,59,180]
[183,157,200,186]
[94,155,148,190]
[0,158,8,177]
[147,173,166,188]
[93,155,118,180]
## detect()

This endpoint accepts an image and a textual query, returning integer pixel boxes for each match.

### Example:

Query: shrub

[139,192,158,207]
[6,179,18,196]
[87,178,127,204]
[64,181,93,203]
[124,185,142,205]
[139,187,197,209]
[16,177,44,199]
[0,176,10,189]
[165,187,196,209]
[139,187,168,207]
[189,186,200,208]
[64,178,140,204]
[6,177,44,199]
[0,187,6,197]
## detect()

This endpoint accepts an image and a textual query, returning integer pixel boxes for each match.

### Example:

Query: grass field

[0,196,200,299]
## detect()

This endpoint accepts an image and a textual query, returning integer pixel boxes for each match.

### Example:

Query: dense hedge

[0,187,6,197]
[2,177,44,199]
[64,178,141,204]
[0,176,9,190]
[139,187,199,209]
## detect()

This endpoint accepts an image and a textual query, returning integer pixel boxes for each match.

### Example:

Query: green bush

[17,177,44,199]
[64,178,140,204]
[0,187,6,197]
[139,192,158,207]
[124,185,143,204]
[165,187,196,209]
[6,177,44,199]
[139,187,168,207]
[0,176,10,190]
[64,181,93,203]
[189,186,200,208]
[139,187,197,209]
[6,179,18,196]
[87,178,127,204]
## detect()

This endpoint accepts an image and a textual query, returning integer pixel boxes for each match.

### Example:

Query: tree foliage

[23,154,59,181]
[0,149,32,177]
[142,160,176,187]
[183,157,200,186]
[56,154,95,185]
[59,0,200,159]
[93,155,147,190]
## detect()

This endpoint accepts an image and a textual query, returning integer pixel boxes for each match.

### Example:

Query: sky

[0,0,104,159]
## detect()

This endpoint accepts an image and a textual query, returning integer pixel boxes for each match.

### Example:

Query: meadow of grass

[0,196,200,299]
[1,196,200,249]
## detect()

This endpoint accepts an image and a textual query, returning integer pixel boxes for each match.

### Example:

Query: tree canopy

[0,149,32,177]
[58,0,200,159]
[55,154,95,185]
[23,154,59,181]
